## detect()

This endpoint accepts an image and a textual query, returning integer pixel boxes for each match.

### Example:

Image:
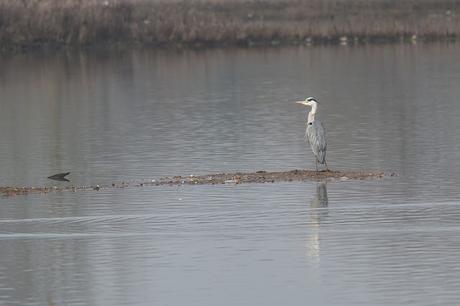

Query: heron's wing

[306,120,327,163]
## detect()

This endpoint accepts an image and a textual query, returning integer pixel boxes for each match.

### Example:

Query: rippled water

[1,43,460,305]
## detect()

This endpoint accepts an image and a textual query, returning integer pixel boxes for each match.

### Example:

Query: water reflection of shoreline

[306,182,328,261]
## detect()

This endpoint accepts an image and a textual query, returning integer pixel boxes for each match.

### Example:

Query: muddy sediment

[1,169,390,197]
[152,169,387,185]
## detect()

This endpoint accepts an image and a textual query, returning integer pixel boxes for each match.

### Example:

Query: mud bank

[150,169,387,185]
[1,169,390,197]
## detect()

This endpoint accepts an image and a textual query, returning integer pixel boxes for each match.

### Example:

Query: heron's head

[296,97,318,107]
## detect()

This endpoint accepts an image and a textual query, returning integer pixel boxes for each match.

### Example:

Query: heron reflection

[311,181,328,210]
[306,181,329,261]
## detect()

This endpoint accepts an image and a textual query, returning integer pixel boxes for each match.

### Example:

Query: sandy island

[1,169,392,197]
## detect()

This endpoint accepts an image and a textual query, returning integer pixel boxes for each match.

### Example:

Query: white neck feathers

[308,102,318,123]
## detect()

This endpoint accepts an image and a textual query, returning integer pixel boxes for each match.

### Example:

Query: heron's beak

[296,101,308,106]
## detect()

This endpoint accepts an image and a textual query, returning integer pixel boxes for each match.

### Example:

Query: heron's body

[306,119,327,164]
[296,97,329,171]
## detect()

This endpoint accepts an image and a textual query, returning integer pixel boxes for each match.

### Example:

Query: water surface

[1,43,460,305]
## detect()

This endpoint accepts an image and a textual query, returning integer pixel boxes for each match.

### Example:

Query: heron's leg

[315,160,318,172]
[325,160,329,171]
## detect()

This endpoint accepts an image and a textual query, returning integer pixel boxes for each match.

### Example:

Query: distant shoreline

[1,0,459,51]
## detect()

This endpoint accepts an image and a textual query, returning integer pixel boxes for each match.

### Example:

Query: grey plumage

[306,120,327,164]
[296,96,329,171]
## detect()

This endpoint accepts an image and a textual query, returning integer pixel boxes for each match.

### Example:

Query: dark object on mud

[2,169,389,197]
[47,172,70,182]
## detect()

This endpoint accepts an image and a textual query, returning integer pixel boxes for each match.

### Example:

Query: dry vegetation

[0,0,459,49]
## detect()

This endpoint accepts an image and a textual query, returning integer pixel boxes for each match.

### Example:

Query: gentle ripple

[1,43,460,305]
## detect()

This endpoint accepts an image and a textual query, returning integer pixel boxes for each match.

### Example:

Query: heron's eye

[308,122,313,125]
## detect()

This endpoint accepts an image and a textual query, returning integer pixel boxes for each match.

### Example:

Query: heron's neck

[308,103,318,123]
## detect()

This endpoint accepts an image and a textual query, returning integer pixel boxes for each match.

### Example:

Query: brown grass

[1,0,460,49]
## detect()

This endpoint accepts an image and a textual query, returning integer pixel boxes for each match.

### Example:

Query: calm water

[1,43,460,305]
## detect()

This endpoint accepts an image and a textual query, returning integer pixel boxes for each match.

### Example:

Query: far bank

[1,0,459,50]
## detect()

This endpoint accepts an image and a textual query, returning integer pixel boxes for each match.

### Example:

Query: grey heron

[296,97,329,172]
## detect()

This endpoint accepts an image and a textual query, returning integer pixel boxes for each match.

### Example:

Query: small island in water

[0,169,390,197]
